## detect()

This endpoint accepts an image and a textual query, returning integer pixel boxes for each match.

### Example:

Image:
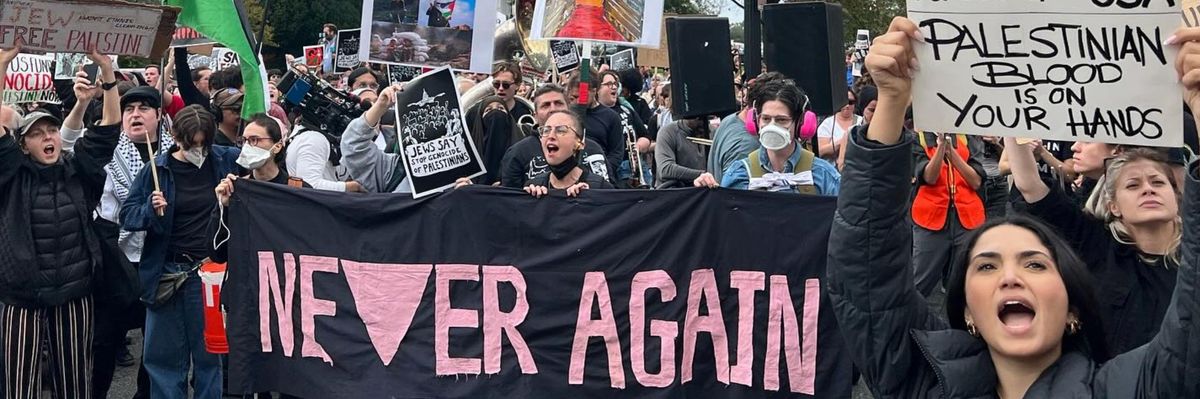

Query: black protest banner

[335,29,362,73]
[393,66,485,197]
[609,48,635,71]
[906,0,1182,147]
[223,182,853,398]
[387,64,424,84]
[551,40,581,73]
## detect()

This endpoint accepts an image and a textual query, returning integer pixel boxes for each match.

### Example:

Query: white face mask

[236,143,272,170]
[182,146,207,168]
[759,123,792,151]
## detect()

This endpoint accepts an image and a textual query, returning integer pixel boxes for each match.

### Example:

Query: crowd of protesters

[0,12,1199,399]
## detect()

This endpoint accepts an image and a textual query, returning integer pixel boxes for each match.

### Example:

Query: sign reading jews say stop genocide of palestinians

[906,0,1182,147]
[392,66,486,198]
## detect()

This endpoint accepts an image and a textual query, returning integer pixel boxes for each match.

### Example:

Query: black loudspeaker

[667,16,738,120]
[762,2,848,116]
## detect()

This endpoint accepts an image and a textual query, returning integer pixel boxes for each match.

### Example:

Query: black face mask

[548,150,579,180]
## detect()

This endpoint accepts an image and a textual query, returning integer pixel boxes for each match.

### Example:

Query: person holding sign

[827,16,1200,399]
[0,42,122,399]
[1009,140,1183,357]
[523,109,614,197]
[339,83,413,193]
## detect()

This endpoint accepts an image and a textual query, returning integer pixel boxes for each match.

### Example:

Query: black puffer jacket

[0,123,121,307]
[826,128,1200,398]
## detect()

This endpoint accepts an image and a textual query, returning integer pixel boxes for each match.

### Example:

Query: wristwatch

[101,80,119,91]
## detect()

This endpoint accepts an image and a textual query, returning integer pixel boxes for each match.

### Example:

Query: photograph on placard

[530,0,664,46]
[303,45,324,68]
[359,0,497,72]
[53,53,120,80]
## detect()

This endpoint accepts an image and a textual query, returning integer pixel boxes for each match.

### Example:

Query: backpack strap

[747,150,765,178]
[796,148,814,173]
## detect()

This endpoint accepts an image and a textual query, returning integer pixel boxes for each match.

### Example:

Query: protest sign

[187,53,216,71]
[223,182,853,398]
[851,29,868,78]
[1185,0,1200,27]
[609,48,635,71]
[303,45,324,69]
[52,53,119,80]
[550,40,580,73]
[907,0,1182,146]
[170,26,216,48]
[336,29,363,73]
[387,64,425,84]
[212,48,240,71]
[530,0,664,47]
[636,14,671,68]
[4,54,59,104]
[393,67,485,197]
[0,0,178,58]
[359,0,499,72]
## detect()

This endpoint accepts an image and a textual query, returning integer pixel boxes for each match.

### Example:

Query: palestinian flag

[165,0,269,118]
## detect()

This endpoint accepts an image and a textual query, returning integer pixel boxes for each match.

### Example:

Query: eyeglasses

[759,115,793,126]
[356,82,380,90]
[493,80,514,90]
[600,81,620,88]
[243,136,274,146]
[537,125,576,138]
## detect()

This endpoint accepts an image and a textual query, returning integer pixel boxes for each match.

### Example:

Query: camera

[276,67,367,165]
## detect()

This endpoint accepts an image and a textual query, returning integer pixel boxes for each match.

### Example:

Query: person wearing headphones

[210,88,244,147]
[693,78,840,195]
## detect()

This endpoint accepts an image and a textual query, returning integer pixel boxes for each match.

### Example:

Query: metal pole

[744,0,761,78]
[255,0,273,55]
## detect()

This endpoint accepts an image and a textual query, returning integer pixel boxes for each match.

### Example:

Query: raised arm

[828,17,947,398]
[341,84,404,193]
[0,44,23,190]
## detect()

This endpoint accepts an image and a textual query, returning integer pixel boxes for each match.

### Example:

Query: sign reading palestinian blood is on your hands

[0,0,178,58]
[907,0,1182,147]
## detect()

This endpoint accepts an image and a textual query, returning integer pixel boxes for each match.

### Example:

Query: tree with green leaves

[831,0,906,44]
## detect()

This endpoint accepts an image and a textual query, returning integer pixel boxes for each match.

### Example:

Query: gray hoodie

[340,117,411,193]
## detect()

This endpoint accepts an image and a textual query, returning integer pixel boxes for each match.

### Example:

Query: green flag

[166,0,268,118]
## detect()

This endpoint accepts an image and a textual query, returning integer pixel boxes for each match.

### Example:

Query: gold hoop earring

[1068,319,1081,335]
[966,321,978,337]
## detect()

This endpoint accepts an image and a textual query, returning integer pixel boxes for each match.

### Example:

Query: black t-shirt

[499,135,610,188]
[523,168,615,190]
[1036,140,1074,181]
[610,102,649,141]
[167,155,217,258]
[578,105,624,182]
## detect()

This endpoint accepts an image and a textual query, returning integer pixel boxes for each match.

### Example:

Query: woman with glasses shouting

[523,109,614,197]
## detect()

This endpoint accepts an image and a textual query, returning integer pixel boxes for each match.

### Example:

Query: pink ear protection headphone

[745,94,814,140]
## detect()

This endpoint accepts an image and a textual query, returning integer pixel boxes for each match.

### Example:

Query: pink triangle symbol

[342,261,433,366]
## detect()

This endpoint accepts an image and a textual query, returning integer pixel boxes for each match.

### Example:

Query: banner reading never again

[223,182,853,398]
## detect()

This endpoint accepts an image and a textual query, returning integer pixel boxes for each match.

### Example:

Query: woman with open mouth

[523,109,613,198]
[827,17,1200,398]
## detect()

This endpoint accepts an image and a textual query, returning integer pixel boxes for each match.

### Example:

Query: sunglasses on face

[493,80,514,89]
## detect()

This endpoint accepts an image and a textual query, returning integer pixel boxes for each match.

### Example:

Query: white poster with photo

[907,0,1182,147]
[358,0,497,73]
[0,0,177,58]
[529,0,665,47]
[4,54,60,104]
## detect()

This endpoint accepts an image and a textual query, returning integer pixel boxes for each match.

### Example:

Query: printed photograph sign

[359,0,498,72]
[303,45,324,69]
[53,53,119,80]
[530,0,664,47]
[550,40,580,73]
[907,0,1182,146]
[393,66,485,197]
[608,48,634,71]
[0,0,178,58]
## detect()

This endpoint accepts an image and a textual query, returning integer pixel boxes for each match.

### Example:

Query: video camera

[277,67,365,141]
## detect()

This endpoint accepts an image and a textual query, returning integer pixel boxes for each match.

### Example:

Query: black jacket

[0,123,121,307]
[827,128,1200,398]
[1023,185,1177,357]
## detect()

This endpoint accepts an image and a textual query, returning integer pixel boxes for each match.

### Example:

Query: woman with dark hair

[1011,141,1183,356]
[472,95,523,185]
[827,17,1200,398]
[524,109,613,197]
[120,104,240,399]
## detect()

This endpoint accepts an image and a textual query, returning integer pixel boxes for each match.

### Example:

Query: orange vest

[911,133,985,231]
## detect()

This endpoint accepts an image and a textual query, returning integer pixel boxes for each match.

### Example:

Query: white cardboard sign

[907,0,1182,147]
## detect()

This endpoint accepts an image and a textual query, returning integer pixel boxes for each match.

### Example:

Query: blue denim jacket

[720,143,841,196]
[120,145,240,305]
